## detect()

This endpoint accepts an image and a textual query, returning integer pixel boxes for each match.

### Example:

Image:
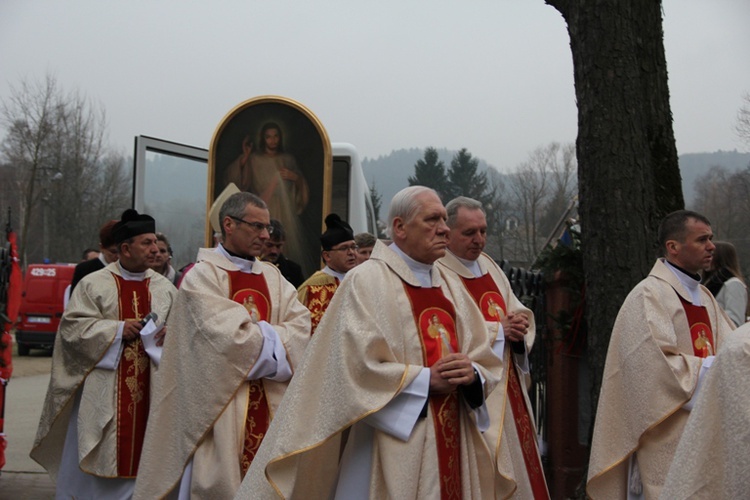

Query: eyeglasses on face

[229,216,274,234]
[328,244,359,253]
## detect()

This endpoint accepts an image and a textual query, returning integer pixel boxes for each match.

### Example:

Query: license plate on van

[27,316,52,324]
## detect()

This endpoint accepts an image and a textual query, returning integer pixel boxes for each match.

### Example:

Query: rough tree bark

[545,0,684,465]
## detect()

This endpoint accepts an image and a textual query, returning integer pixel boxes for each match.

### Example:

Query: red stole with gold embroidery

[226,270,273,476]
[677,295,715,357]
[461,272,549,500]
[303,277,339,335]
[403,283,462,500]
[113,274,151,477]
[460,273,508,323]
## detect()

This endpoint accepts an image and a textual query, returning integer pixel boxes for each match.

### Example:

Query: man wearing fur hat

[297,213,359,334]
[31,209,176,498]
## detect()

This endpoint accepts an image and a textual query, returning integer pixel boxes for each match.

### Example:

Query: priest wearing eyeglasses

[296,213,359,335]
[133,192,311,499]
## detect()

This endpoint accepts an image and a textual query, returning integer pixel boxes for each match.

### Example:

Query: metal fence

[499,259,548,461]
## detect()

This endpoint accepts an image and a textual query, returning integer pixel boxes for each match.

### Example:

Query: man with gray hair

[134,192,310,499]
[239,186,502,498]
[438,196,549,499]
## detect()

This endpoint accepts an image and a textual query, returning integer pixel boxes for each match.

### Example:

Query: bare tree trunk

[544,0,683,493]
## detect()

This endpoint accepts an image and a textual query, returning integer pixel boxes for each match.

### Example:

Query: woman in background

[703,241,747,326]
[153,233,182,286]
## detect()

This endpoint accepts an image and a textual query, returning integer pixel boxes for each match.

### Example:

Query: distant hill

[679,150,750,206]
[362,148,750,215]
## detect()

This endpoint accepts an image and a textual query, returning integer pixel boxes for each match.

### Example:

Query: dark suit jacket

[70,257,106,292]
[276,254,305,289]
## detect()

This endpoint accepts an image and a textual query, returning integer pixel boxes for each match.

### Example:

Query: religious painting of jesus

[209,96,332,277]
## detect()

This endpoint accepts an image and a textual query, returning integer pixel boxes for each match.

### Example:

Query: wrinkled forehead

[455,206,487,227]
[133,232,157,245]
[414,192,446,217]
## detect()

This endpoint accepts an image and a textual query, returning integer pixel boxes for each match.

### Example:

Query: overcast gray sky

[1,0,748,171]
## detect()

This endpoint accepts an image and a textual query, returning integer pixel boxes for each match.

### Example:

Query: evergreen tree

[408,147,449,201]
[369,180,385,237]
[447,148,490,204]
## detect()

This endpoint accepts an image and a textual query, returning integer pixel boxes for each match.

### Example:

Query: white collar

[117,261,147,281]
[664,259,702,306]
[451,251,483,278]
[322,266,346,282]
[389,243,433,288]
[216,244,258,274]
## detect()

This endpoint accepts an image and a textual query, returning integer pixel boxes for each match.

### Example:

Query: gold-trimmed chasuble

[227,270,273,477]
[113,274,151,478]
[403,283,462,500]
[460,273,550,500]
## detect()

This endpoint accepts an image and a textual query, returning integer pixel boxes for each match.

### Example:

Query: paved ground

[1,343,56,499]
[0,472,55,499]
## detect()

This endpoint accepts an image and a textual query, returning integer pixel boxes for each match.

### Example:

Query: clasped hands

[429,353,476,395]
[502,312,529,342]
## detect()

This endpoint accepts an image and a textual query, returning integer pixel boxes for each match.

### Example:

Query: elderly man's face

[447,207,487,261]
[395,191,449,264]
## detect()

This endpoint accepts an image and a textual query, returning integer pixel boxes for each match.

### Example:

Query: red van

[15,263,75,355]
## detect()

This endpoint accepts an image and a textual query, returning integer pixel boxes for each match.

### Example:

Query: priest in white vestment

[587,210,734,499]
[238,186,503,499]
[438,196,550,499]
[133,192,310,499]
[661,321,750,499]
[31,209,176,499]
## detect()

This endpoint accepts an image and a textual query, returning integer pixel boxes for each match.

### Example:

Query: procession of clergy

[29,184,750,499]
